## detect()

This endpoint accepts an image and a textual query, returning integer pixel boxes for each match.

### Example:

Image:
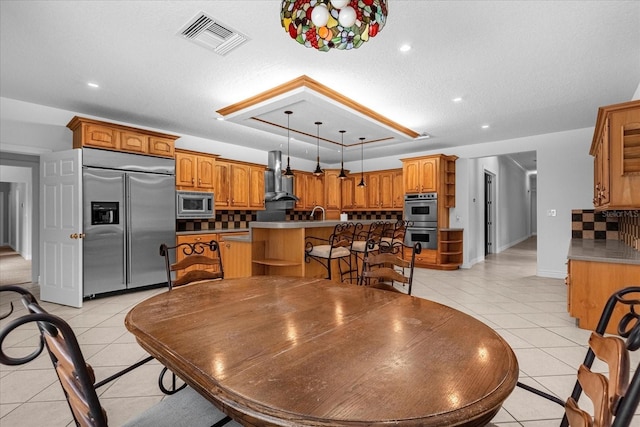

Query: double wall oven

[404,193,438,249]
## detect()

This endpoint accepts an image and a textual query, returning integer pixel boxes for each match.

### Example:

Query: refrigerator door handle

[124,175,130,286]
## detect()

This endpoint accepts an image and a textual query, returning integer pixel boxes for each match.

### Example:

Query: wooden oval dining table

[125,276,519,427]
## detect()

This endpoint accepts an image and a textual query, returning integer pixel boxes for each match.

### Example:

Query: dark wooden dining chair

[157,239,225,395]
[0,284,233,427]
[160,239,224,289]
[305,222,355,281]
[359,240,421,295]
[516,286,640,427]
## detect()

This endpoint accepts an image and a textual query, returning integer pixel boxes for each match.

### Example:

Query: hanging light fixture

[313,121,324,176]
[338,130,347,179]
[357,137,366,187]
[281,0,388,52]
[283,111,294,178]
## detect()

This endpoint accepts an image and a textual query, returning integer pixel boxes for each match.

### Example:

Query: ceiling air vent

[178,12,248,56]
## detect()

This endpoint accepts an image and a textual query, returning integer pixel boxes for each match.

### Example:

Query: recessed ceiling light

[87,82,99,88]
[216,117,225,121]
[452,97,463,102]
[399,44,411,52]
[481,124,490,129]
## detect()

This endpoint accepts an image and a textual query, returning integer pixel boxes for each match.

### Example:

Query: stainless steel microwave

[176,191,214,219]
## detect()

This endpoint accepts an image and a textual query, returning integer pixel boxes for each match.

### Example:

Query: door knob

[70,233,78,239]
[79,233,86,239]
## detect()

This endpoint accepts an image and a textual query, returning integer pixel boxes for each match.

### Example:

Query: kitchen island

[566,238,640,333]
[250,220,377,279]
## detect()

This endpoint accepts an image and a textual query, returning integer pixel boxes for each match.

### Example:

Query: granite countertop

[176,228,250,236]
[567,239,640,265]
[250,220,380,229]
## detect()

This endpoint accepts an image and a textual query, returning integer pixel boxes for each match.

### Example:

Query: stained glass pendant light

[357,137,366,187]
[284,111,294,177]
[313,122,324,176]
[281,0,388,52]
[338,130,347,179]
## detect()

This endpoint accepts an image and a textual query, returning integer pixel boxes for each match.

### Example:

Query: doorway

[484,171,496,256]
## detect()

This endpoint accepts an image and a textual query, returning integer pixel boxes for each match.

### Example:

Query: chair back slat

[565,398,593,427]
[589,333,630,413]
[160,240,224,289]
[577,364,611,427]
[359,240,421,294]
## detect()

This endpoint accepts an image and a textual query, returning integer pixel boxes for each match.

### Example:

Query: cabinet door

[220,239,251,278]
[294,172,306,210]
[341,176,355,210]
[119,131,148,154]
[392,169,403,209]
[367,173,380,209]
[324,170,342,210]
[175,152,197,188]
[354,180,367,209]
[149,136,175,157]
[215,161,231,207]
[403,160,420,193]
[420,158,438,192]
[196,156,215,190]
[305,174,323,209]
[230,163,249,207]
[249,166,265,209]
[83,123,119,149]
[379,171,394,209]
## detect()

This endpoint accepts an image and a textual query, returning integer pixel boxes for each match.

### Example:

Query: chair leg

[211,416,232,427]
[158,366,187,395]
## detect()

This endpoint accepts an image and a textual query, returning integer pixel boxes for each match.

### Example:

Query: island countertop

[250,220,380,229]
[567,238,640,265]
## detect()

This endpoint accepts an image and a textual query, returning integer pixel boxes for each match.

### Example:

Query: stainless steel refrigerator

[82,148,175,297]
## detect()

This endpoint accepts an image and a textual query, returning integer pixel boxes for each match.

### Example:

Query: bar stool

[305,222,356,281]
[350,221,385,283]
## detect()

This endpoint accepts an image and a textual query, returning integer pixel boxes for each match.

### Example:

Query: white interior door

[40,149,83,308]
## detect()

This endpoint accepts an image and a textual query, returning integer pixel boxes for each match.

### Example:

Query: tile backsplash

[177,210,403,232]
[571,209,639,250]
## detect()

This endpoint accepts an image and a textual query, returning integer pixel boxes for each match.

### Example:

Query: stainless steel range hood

[257,150,298,221]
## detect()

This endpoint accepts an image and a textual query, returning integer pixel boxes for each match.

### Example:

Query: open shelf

[252,259,301,267]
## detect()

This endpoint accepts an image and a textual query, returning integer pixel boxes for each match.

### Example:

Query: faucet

[310,205,325,222]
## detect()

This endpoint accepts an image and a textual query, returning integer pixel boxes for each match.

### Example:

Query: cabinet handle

[198,179,201,185]
[195,237,202,241]
[191,178,195,184]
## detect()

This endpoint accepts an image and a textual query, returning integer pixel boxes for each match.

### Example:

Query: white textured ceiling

[1,1,639,172]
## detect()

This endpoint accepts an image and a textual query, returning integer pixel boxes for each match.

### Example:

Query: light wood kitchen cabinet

[379,170,394,209]
[354,179,367,209]
[392,169,404,209]
[175,150,215,192]
[341,176,355,210]
[367,173,381,209]
[403,157,437,194]
[293,171,323,211]
[215,160,265,210]
[219,234,252,278]
[323,169,342,219]
[590,100,640,209]
[249,166,265,209]
[175,234,220,279]
[567,259,640,334]
[230,163,250,208]
[67,116,177,158]
[148,136,175,157]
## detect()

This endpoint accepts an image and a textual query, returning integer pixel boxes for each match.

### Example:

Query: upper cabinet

[215,159,265,210]
[403,157,437,194]
[340,169,403,212]
[175,149,216,192]
[67,116,177,158]
[590,100,640,210]
[401,154,457,208]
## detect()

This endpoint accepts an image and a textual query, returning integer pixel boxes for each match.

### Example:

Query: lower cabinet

[566,259,640,334]
[219,234,252,278]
